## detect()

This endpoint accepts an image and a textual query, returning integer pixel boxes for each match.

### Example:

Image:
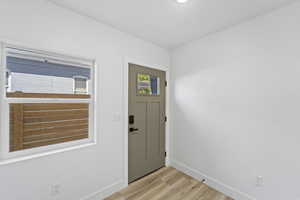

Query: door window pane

[137,73,160,95]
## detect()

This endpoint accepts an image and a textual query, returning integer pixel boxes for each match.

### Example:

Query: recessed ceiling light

[175,0,189,4]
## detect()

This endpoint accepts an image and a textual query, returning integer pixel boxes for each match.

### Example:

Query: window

[73,76,88,94]
[1,44,95,158]
[137,73,160,95]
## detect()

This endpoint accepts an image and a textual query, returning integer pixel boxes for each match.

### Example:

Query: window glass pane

[137,73,160,95]
[6,56,91,96]
[9,103,89,152]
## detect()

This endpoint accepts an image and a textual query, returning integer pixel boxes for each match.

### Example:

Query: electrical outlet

[50,184,61,196]
[256,176,264,187]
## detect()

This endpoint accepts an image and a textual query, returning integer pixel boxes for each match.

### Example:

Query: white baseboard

[170,159,256,200]
[80,180,126,200]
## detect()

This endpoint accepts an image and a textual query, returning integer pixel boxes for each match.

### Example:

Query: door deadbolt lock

[129,115,134,124]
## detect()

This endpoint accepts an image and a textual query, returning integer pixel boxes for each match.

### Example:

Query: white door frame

[123,57,170,187]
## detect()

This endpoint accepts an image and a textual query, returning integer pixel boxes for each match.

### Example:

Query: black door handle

[129,128,139,132]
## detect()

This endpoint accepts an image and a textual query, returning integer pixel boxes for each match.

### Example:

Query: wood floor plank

[157,178,192,200]
[105,192,124,200]
[126,178,162,200]
[213,193,229,200]
[169,179,200,200]
[120,167,175,199]
[183,183,209,200]
[199,188,218,200]
[104,167,233,200]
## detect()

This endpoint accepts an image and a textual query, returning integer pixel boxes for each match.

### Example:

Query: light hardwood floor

[105,167,233,200]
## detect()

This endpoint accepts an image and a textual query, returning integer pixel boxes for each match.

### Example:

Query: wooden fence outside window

[10,103,89,152]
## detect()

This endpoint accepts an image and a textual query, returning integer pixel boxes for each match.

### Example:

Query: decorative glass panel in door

[137,73,160,95]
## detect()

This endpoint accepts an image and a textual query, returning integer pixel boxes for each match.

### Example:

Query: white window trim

[0,42,97,164]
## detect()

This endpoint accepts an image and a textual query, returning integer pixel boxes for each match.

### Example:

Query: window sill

[6,92,91,99]
[0,142,96,166]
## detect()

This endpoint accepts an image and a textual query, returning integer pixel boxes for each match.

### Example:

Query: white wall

[0,0,169,200]
[171,1,300,200]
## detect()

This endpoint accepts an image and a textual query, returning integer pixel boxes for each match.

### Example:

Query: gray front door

[128,64,166,183]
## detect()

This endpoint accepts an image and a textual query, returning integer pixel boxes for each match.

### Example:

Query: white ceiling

[50,0,297,49]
